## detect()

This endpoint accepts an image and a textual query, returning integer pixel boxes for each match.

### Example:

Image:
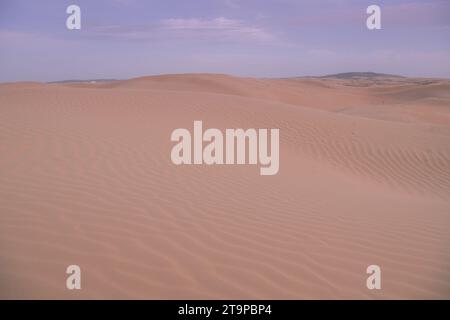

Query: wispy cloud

[286,0,450,28]
[220,0,241,9]
[383,0,450,27]
[111,0,136,6]
[161,17,241,30]
[0,30,68,46]
[0,30,29,40]
[91,17,274,42]
[161,17,273,41]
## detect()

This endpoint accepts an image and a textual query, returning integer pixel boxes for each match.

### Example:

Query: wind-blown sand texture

[1,73,450,299]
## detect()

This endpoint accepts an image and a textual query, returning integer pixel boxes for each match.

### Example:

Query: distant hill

[320,72,405,79]
[47,79,118,84]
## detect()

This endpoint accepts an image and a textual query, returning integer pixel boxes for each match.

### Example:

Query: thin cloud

[220,0,241,9]
[383,0,450,27]
[91,17,275,42]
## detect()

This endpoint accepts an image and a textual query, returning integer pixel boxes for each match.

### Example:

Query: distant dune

[47,79,118,84]
[320,72,405,79]
[0,74,449,299]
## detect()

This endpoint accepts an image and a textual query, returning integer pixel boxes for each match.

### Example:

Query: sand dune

[0,74,449,299]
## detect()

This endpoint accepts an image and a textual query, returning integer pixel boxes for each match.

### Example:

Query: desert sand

[0,73,449,299]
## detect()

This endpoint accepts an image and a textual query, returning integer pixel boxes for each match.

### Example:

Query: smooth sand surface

[1,74,450,299]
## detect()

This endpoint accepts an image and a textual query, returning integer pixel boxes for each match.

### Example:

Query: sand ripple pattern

[1,75,450,299]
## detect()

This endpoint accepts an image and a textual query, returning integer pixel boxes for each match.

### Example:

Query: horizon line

[2,71,450,85]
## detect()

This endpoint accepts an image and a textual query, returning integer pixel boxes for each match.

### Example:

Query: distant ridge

[47,79,118,84]
[48,73,405,84]
[320,72,405,79]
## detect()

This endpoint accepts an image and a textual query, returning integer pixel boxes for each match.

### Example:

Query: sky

[0,0,449,82]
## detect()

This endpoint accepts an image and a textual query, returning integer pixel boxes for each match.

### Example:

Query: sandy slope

[0,74,449,299]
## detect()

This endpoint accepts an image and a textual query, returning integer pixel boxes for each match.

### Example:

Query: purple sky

[0,0,449,82]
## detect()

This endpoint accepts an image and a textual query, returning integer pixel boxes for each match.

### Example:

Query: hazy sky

[0,0,449,82]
